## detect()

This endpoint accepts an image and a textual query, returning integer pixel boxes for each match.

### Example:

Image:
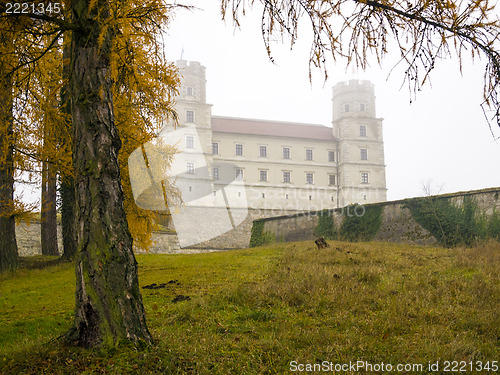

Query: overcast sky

[163,1,499,201]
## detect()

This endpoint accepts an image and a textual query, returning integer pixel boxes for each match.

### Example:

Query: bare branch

[221,0,500,130]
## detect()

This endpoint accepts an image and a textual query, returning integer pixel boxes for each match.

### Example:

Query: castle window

[344,104,350,112]
[186,162,195,174]
[283,147,290,159]
[360,148,367,160]
[306,149,313,161]
[235,144,243,156]
[359,125,367,137]
[260,145,267,158]
[186,110,194,123]
[186,136,194,149]
[306,173,314,184]
[360,103,365,111]
[212,142,219,154]
[235,169,244,181]
[213,167,219,180]
[328,151,335,162]
[283,171,291,183]
[259,170,268,182]
[329,174,336,186]
[186,87,193,96]
[361,172,369,184]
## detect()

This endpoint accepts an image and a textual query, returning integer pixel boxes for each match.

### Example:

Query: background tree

[1,0,177,264]
[0,15,18,273]
[37,46,65,257]
[59,38,77,260]
[0,8,56,272]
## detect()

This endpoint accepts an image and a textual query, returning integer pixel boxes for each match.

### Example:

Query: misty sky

[163,2,499,201]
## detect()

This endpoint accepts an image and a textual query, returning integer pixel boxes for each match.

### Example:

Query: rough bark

[0,30,19,273]
[41,159,59,256]
[66,0,151,347]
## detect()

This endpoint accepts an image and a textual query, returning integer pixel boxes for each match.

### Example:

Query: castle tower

[171,60,213,153]
[158,60,215,210]
[332,80,387,206]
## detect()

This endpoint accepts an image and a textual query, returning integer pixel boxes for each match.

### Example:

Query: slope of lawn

[1,241,499,374]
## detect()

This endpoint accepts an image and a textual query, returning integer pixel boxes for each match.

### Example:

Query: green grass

[1,241,499,374]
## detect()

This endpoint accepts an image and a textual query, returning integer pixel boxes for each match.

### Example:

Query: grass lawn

[0,241,499,374]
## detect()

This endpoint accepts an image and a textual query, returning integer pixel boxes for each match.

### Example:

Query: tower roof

[211,116,336,141]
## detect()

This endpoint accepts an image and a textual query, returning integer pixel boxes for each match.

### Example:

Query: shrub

[488,209,500,240]
[314,210,336,239]
[249,220,276,247]
[339,204,383,242]
[403,195,492,247]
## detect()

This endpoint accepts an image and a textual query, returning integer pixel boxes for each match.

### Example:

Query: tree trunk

[59,39,77,260]
[0,30,19,273]
[41,158,59,256]
[41,63,60,257]
[66,0,151,347]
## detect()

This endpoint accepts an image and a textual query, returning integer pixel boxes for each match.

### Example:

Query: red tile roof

[211,116,336,141]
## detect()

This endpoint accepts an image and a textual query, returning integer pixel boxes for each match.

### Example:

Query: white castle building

[163,60,387,213]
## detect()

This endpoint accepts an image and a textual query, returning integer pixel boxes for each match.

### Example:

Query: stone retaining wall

[257,187,500,246]
[16,221,62,257]
[16,188,500,255]
[16,208,306,255]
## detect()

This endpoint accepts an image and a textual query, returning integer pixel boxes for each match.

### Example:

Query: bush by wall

[488,209,500,240]
[339,204,383,242]
[249,220,276,248]
[403,196,497,247]
[314,210,336,239]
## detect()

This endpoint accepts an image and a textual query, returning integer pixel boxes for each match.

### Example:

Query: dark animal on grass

[315,236,330,249]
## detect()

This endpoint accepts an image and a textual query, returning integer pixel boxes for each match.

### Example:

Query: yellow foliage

[108,0,181,250]
[2,0,181,251]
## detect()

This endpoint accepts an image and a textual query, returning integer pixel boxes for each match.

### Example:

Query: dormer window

[186,87,193,96]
